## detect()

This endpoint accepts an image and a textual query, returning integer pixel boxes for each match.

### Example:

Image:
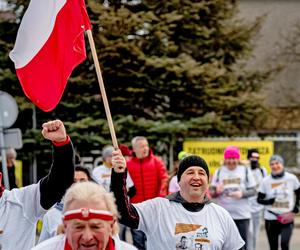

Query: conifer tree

[0,0,271,160]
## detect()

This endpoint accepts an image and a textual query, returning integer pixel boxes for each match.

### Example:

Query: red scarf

[64,237,115,250]
[0,173,4,198]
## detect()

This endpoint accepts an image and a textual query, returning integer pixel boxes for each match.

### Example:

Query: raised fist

[112,149,126,173]
[41,120,67,143]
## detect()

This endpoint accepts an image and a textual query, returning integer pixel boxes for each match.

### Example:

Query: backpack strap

[260,167,266,177]
[245,166,249,184]
[216,168,221,183]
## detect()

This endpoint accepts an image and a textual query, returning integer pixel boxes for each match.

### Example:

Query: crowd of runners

[0,120,299,250]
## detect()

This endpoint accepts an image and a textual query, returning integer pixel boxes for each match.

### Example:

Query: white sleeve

[10,183,46,222]
[126,172,134,188]
[222,211,245,250]
[134,198,162,236]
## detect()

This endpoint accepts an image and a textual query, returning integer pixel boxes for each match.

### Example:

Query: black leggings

[265,219,294,250]
[234,219,249,250]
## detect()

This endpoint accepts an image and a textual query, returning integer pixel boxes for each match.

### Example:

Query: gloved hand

[292,206,299,214]
[266,198,275,205]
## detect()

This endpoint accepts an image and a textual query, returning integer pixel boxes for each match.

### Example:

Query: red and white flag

[10,0,91,111]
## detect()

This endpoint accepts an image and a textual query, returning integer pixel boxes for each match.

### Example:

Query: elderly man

[0,120,74,250]
[38,165,93,243]
[32,182,137,250]
[111,151,245,250]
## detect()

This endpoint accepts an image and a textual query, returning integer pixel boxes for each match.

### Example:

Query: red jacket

[127,151,169,203]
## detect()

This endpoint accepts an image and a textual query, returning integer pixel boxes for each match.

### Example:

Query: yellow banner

[183,140,274,175]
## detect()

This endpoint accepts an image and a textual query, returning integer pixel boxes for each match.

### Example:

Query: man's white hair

[131,136,148,148]
[63,182,119,234]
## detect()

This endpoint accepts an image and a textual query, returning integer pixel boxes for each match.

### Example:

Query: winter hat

[102,146,114,160]
[269,155,284,165]
[177,155,209,182]
[224,146,240,159]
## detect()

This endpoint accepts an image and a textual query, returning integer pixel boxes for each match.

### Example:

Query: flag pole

[86,29,118,149]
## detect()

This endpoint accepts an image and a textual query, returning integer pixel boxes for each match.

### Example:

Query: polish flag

[10,0,91,112]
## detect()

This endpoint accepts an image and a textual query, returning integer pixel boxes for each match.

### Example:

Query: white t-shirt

[0,183,46,250]
[211,165,256,219]
[259,172,300,220]
[38,205,63,243]
[134,197,244,250]
[31,234,137,250]
[249,167,267,213]
[92,164,134,192]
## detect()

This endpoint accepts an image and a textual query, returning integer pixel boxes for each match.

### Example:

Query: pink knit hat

[224,146,240,159]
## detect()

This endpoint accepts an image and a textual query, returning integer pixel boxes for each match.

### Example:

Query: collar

[166,191,211,212]
[104,162,113,169]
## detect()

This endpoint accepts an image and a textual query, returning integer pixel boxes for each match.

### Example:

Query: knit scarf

[64,237,115,250]
[166,191,211,212]
[271,170,285,179]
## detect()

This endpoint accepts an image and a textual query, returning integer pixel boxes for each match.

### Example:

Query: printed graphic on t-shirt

[270,181,290,211]
[222,175,242,198]
[175,223,210,250]
[101,173,111,178]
